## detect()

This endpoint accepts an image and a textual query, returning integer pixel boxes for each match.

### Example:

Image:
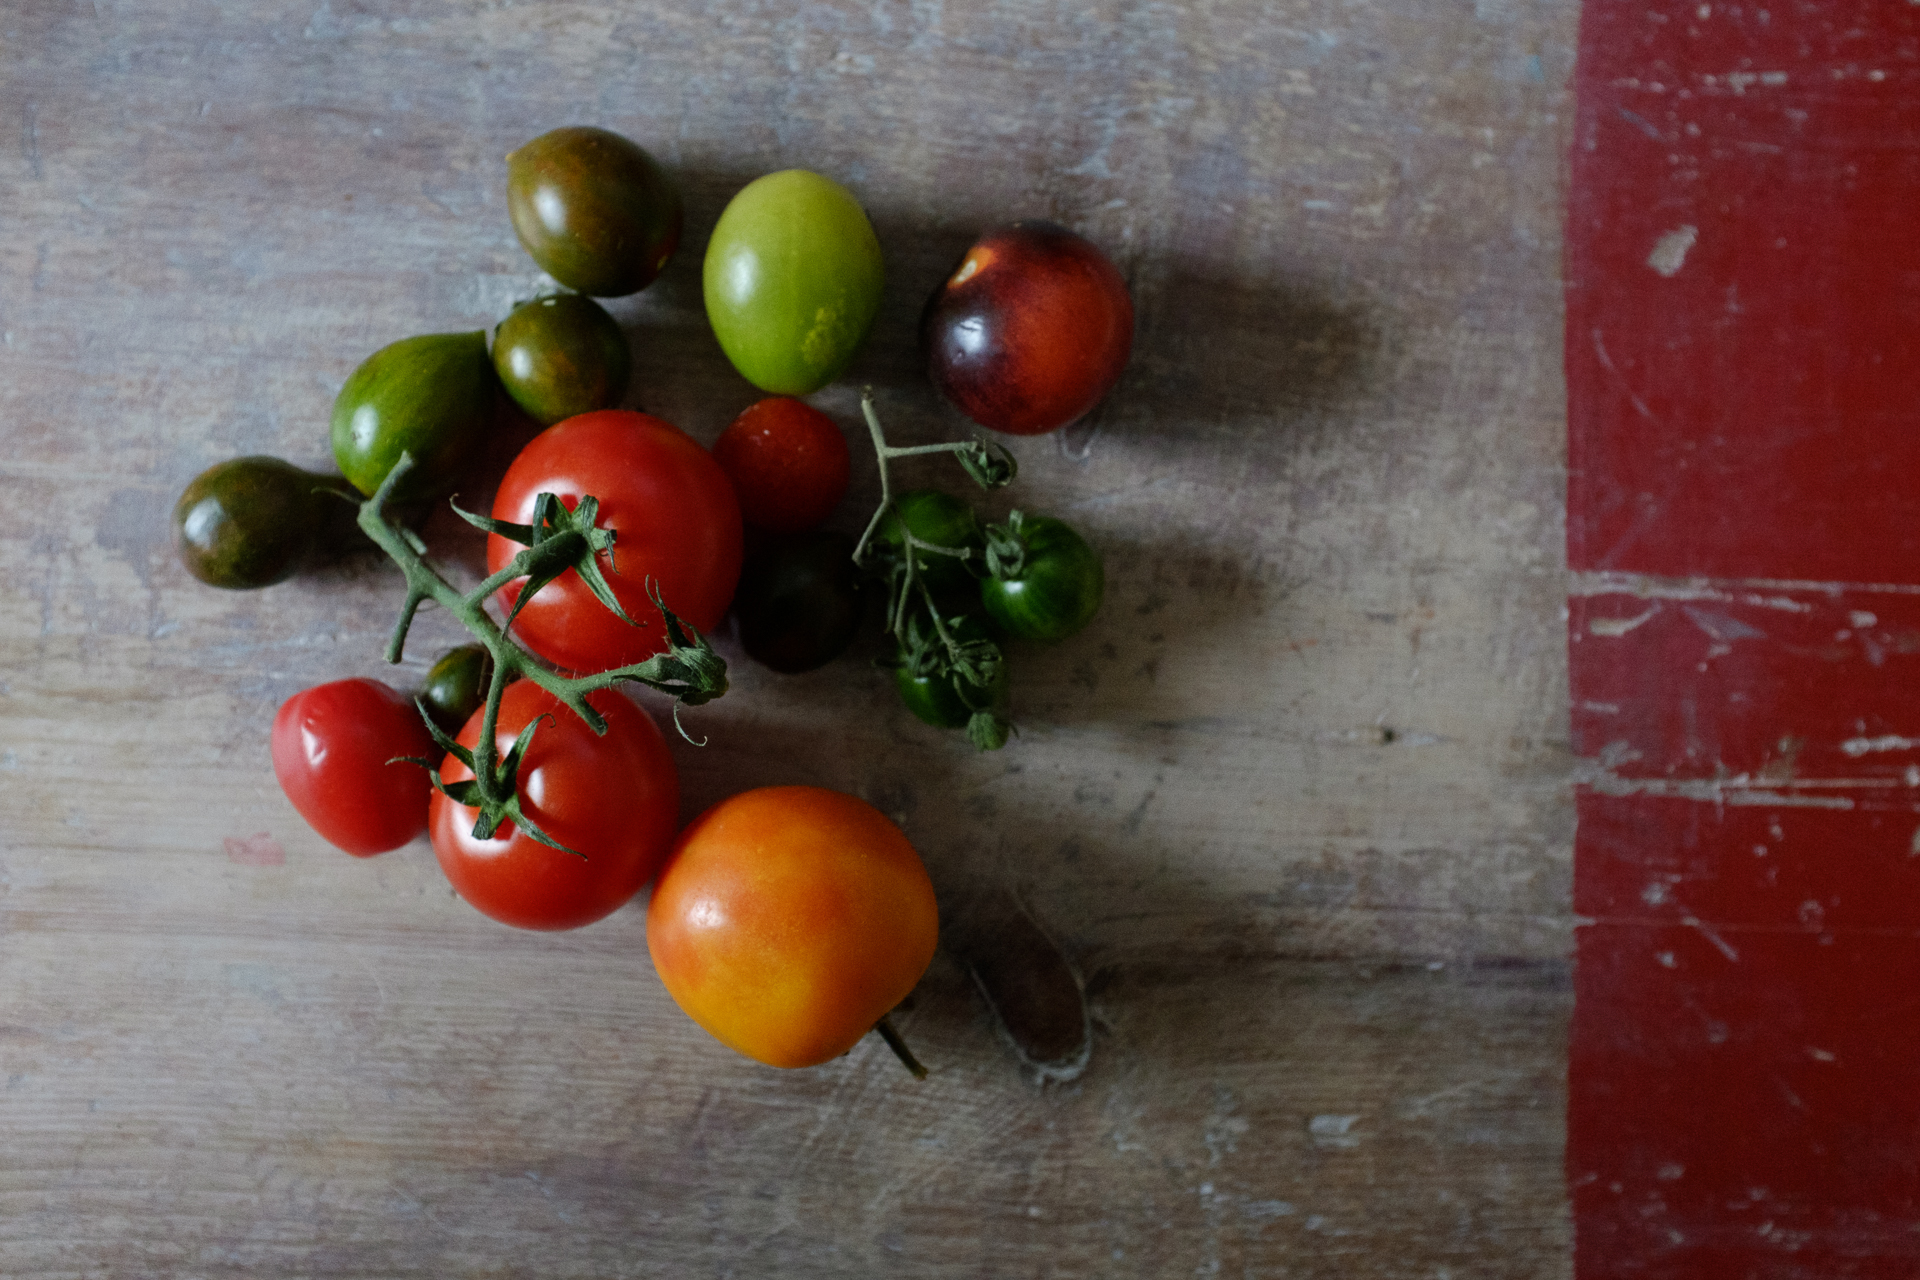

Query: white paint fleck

[1591,605,1661,637]
[1581,700,1623,715]
[1659,1162,1686,1180]
[1851,611,1879,628]
[1684,916,1741,963]
[1657,951,1677,968]
[1643,881,1674,907]
[1808,1047,1836,1063]
[1308,1114,1361,1148]
[1841,734,1920,758]
[1682,606,1765,642]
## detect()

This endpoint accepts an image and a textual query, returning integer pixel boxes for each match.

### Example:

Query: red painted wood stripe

[1567,4,1920,1275]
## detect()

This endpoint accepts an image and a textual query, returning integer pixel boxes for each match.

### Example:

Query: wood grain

[0,1,1579,1274]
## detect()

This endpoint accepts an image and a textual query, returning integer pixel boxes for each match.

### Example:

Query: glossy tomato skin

[981,516,1104,643]
[506,127,683,297]
[492,294,633,426]
[923,221,1133,436]
[647,786,938,1068]
[272,679,438,856]
[331,331,497,500]
[703,170,884,395]
[731,530,865,674]
[487,410,743,674]
[711,397,850,533]
[173,456,330,589]
[431,683,678,931]
[893,615,1009,730]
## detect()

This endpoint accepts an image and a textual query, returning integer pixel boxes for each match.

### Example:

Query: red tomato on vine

[430,682,679,931]
[487,410,743,674]
[272,678,437,856]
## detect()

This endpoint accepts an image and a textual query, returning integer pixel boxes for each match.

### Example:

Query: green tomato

[492,294,632,426]
[506,127,683,297]
[893,614,1010,746]
[980,514,1104,642]
[877,488,982,600]
[330,331,496,500]
[419,644,495,737]
[172,456,331,589]
[703,170,884,395]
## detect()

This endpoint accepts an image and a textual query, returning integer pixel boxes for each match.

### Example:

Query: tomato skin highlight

[430,683,679,932]
[505,126,683,298]
[173,456,329,589]
[271,679,438,856]
[487,410,744,674]
[712,397,850,534]
[647,786,939,1069]
[923,221,1134,436]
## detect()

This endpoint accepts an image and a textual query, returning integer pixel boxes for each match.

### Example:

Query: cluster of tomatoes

[169,126,1131,1072]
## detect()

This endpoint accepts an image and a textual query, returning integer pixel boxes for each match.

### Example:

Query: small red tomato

[430,682,678,932]
[923,221,1134,436]
[488,410,744,674]
[271,679,437,856]
[647,786,939,1069]
[711,397,851,533]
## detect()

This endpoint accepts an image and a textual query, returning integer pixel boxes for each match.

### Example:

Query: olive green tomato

[173,456,330,589]
[703,170,884,395]
[330,331,496,500]
[894,617,1009,730]
[419,644,495,737]
[981,515,1104,643]
[506,126,683,297]
[492,294,632,426]
[877,488,982,600]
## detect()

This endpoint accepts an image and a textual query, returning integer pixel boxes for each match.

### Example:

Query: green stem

[874,1015,929,1080]
[355,453,729,839]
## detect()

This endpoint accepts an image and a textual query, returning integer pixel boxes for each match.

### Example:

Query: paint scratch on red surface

[224,832,285,867]
[1567,3,1920,1276]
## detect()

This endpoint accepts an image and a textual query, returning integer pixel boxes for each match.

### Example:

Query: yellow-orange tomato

[647,786,938,1068]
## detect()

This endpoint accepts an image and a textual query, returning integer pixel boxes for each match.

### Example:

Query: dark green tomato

[492,294,632,426]
[507,127,683,297]
[893,616,1008,730]
[877,489,982,600]
[331,331,496,500]
[981,515,1104,643]
[731,530,866,675]
[173,456,330,589]
[419,645,495,737]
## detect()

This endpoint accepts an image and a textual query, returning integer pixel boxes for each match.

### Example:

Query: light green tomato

[702,170,885,395]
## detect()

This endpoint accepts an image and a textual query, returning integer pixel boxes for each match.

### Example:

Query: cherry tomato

[492,294,632,426]
[506,126,683,297]
[923,221,1134,436]
[711,397,850,533]
[703,170,885,395]
[487,410,743,674]
[980,514,1104,643]
[894,615,1009,730]
[431,682,678,931]
[877,488,982,600]
[173,456,331,589]
[331,331,498,499]
[731,530,866,674]
[419,645,495,737]
[272,679,438,856]
[647,786,938,1068]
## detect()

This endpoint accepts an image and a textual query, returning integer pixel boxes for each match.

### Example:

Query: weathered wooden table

[1,3,1577,1275]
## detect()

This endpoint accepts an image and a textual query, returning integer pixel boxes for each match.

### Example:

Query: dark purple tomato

[922,221,1134,436]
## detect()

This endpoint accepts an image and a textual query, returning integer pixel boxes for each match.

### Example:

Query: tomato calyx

[353,451,730,848]
[404,704,582,855]
[982,510,1033,579]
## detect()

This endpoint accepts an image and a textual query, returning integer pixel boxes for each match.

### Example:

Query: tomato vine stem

[357,452,729,853]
